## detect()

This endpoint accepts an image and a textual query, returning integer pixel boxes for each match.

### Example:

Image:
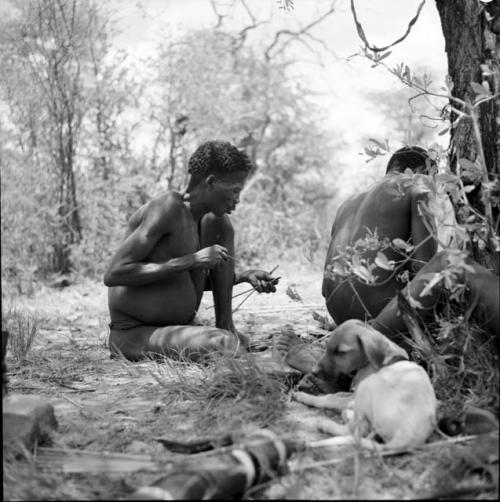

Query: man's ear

[206,174,217,186]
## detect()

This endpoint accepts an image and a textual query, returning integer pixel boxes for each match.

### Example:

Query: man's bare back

[323,173,438,325]
[322,146,498,342]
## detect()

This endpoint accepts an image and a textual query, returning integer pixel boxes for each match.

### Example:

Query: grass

[2,271,499,500]
[2,303,39,365]
[147,350,290,434]
[403,299,499,419]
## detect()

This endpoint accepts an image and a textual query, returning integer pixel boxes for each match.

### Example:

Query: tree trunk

[435,0,500,272]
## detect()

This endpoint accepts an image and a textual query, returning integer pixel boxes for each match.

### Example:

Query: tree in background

[365,76,441,147]
[1,0,341,285]
[1,0,102,277]
[1,0,140,282]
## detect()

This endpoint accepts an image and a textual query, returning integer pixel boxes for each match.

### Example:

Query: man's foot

[274,329,322,374]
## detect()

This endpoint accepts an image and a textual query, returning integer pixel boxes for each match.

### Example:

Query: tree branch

[350,0,426,52]
[264,0,337,61]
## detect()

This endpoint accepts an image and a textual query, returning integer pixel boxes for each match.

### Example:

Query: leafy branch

[356,48,499,254]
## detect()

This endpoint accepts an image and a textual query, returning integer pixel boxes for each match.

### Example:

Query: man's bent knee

[205,329,241,354]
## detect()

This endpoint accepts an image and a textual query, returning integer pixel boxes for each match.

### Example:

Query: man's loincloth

[108,319,144,331]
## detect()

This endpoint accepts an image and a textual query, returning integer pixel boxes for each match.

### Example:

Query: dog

[293,319,437,450]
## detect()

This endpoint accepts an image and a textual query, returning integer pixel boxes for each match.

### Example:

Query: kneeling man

[104,140,278,361]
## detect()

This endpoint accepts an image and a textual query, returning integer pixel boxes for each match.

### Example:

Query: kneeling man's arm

[104,207,228,287]
[235,269,280,293]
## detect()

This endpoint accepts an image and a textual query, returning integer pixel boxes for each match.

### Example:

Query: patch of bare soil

[3,267,498,500]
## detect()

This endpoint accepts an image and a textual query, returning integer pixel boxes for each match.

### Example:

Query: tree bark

[435,0,499,173]
[435,0,499,272]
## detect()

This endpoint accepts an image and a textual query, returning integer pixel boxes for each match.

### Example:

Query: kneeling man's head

[386,145,436,175]
[188,140,253,183]
[186,140,254,216]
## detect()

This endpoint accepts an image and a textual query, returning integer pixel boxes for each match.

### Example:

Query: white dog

[293,319,437,450]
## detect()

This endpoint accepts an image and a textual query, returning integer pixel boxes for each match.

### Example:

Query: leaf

[406,294,423,310]
[392,238,413,252]
[463,185,476,193]
[285,286,303,302]
[368,138,386,150]
[435,173,458,184]
[471,82,491,96]
[375,252,394,271]
[413,76,423,87]
[352,265,374,283]
[420,272,444,297]
[458,158,477,170]
[378,51,392,61]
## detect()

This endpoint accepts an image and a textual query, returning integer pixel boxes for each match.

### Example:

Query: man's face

[206,171,248,217]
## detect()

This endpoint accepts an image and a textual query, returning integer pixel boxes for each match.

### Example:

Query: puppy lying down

[293,319,437,451]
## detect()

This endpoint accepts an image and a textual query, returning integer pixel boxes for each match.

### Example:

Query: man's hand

[194,245,230,269]
[239,269,280,293]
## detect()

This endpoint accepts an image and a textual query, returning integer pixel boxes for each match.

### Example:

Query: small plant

[2,304,39,364]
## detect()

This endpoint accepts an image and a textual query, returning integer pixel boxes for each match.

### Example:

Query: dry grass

[403,300,499,419]
[147,350,290,434]
[2,271,499,500]
[2,303,39,364]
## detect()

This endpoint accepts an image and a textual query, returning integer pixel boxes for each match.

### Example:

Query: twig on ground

[58,382,95,392]
[61,394,84,409]
[309,434,482,456]
[290,457,344,472]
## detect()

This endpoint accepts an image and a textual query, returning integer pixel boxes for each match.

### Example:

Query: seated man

[279,146,499,376]
[104,140,279,362]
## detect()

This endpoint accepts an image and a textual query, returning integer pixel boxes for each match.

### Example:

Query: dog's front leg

[316,417,350,436]
[293,391,354,410]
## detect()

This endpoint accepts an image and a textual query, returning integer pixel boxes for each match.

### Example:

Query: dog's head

[311,319,409,381]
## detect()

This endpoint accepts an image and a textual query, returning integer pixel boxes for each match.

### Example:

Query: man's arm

[409,181,439,271]
[234,269,279,293]
[104,199,228,287]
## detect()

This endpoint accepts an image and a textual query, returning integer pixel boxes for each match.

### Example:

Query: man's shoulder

[139,191,185,229]
[148,191,184,213]
[373,173,435,197]
[339,191,368,209]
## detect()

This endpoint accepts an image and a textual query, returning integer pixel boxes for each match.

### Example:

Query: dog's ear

[355,324,408,370]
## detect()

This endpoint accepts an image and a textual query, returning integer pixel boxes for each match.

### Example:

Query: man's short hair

[188,140,253,181]
[386,146,435,174]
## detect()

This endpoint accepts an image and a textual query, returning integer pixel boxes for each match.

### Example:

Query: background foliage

[0,0,340,288]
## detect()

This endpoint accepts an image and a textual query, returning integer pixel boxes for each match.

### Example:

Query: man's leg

[199,213,239,334]
[109,325,241,362]
[372,250,499,343]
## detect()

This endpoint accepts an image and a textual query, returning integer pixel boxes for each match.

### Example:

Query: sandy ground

[3,265,498,500]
